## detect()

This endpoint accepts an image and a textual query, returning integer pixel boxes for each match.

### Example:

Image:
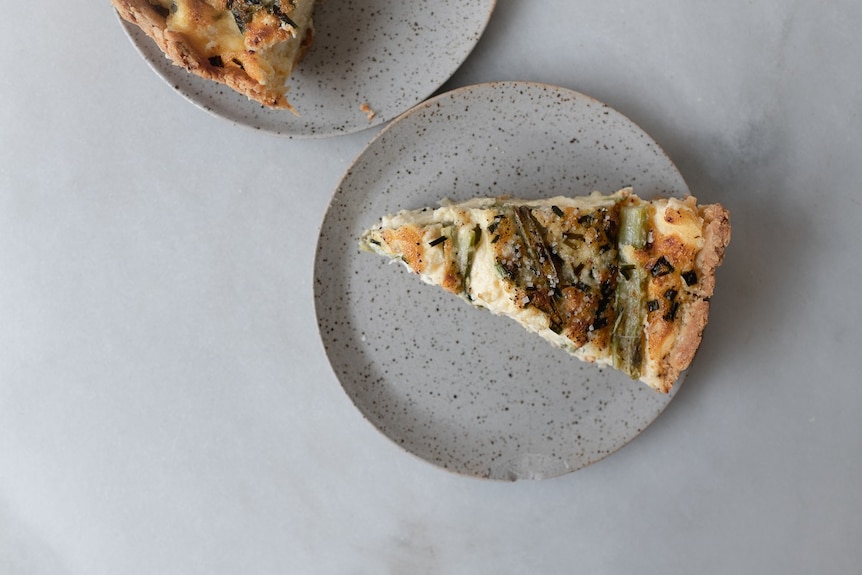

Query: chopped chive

[649,256,675,277]
[619,264,634,281]
[495,262,515,280]
[603,218,619,244]
[663,300,680,322]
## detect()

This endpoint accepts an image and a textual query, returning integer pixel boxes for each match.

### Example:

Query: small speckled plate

[116,0,496,137]
[315,82,688,480]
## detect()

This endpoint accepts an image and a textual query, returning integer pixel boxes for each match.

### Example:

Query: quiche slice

[360,189,731,393]
[112,0,315,112]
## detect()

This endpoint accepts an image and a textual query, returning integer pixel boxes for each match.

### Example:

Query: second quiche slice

[112,0,315,111]
[360,188,730,393]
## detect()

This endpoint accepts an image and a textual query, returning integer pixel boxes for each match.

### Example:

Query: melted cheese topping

[161,0,313,89]
[168,2,245,56]
[652,197,705,250]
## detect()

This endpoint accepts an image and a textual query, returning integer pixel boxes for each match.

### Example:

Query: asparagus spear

[612,204,649,379]
[511,206,564,330]
[458,224,482,298]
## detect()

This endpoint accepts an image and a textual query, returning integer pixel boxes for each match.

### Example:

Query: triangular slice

[360,188,730,393]
[113,0,316,112]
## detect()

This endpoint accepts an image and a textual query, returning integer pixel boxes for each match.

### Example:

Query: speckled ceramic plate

[315,82,689,480]
[116,0,496,137]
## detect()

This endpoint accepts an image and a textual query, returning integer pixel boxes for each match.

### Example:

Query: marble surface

[1,1,861,573]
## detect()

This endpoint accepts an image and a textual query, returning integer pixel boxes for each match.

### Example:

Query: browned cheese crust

[646,201,731,392]
[111,0,314,111]
[380,226,464,294]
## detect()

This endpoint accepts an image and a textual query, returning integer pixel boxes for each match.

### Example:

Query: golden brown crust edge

[654,202,731,393]
[111,0,311,112]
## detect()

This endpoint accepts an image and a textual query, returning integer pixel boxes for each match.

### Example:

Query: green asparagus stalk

[458,224,482,297]
[511,206,564,329]
[612,204,649,379]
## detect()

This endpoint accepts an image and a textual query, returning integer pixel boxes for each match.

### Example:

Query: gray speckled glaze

[315,82,688,480]
[117,0,496,137]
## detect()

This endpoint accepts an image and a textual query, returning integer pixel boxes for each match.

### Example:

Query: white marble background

[2,1,861,573]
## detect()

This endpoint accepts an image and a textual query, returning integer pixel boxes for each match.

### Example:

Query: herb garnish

[649,255,675,277]
[228,0,298,33]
